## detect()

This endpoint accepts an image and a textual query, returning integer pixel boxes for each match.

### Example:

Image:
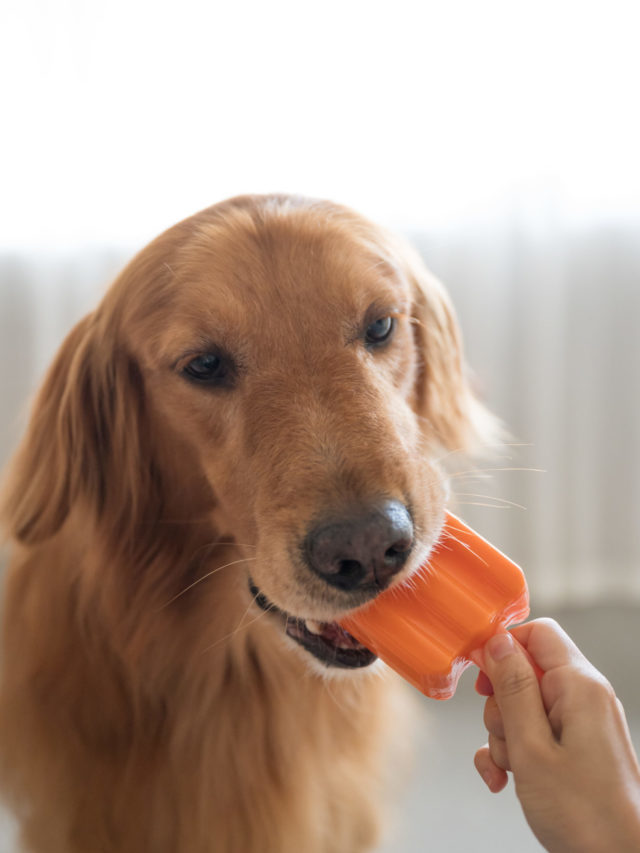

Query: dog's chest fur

[0,547,405,853]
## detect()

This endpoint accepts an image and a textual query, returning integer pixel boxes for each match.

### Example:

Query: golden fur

[0,195,495,852]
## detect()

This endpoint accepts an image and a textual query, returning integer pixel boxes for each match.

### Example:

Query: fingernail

[486,631,516,662]
[474,670,494,697]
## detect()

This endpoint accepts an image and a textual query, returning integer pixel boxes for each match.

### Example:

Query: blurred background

[1,0,639,850]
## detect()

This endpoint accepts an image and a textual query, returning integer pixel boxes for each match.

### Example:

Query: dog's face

[8,195,492,672]
[112,197,487,670]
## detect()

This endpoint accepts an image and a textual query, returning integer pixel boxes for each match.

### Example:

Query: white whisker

[453,492,526,509]
[433,441,533,467]
[448,466,545,480]
[159,556,257,610]
[444,531,489,568]
[454,501,517,510]
[200,604,276,655]
[233,586,269,636]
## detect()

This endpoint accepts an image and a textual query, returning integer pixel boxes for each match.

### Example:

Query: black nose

[304,500,414,592]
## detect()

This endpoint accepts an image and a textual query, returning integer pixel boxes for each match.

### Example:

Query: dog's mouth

[249,581,377,669]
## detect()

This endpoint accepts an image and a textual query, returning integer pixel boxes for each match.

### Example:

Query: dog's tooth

[305,619,324,635]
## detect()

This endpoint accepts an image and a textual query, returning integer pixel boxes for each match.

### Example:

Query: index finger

[479,631,554,752]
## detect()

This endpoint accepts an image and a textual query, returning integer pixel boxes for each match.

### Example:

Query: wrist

[615,794,640,852]
[577,796,640,853]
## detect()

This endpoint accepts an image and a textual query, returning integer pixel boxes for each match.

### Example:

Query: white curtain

[1,218,639,606]
[417,218,640,605]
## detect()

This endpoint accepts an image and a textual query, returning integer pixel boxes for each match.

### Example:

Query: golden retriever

[0,195,495,853]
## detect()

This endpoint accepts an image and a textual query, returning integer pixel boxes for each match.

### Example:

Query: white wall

[2,0,639,247]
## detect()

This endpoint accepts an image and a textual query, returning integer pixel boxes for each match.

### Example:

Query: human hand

[473,618,640,852]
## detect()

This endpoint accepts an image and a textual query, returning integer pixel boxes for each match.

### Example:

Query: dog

[0,195,496,852]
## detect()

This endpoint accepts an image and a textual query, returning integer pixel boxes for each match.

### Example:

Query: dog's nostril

[339,559,361,574]
[337,559,365,582]
[305,500,414,592]
[384,543,410,564]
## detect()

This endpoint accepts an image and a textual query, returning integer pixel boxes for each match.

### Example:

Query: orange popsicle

[340,512,529,699]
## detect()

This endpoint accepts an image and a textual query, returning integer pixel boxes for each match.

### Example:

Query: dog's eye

[183,353,230,385]
[365,316,395,346]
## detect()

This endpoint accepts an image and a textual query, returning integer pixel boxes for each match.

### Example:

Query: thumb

[481,631,553,749]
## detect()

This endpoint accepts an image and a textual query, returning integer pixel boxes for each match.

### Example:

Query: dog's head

[3,195,497,670]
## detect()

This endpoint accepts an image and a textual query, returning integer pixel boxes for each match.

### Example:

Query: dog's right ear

[1,312,152,546]
[384,232,505,456]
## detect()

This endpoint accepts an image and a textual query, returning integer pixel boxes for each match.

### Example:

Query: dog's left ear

[396,239,503,455]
